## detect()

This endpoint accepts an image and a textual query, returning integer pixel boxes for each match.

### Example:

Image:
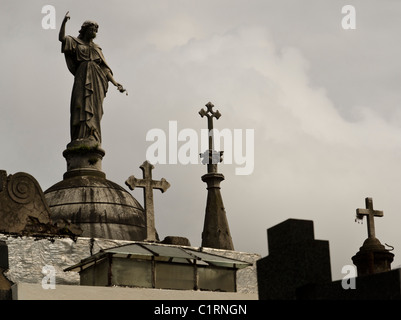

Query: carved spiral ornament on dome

[7,172,36,204]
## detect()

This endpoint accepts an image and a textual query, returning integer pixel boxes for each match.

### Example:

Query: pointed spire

[199,102,234,250]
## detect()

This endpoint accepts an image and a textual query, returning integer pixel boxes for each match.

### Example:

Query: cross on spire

[199,102,221,150]
[198,102,234,250]
[356,197,383,239]
[125,161,170,242]
[199,102,223,171]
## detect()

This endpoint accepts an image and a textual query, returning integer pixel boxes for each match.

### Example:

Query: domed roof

[44,174,147,241]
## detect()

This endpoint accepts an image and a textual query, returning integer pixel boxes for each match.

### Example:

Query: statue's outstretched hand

[117,83,128,96]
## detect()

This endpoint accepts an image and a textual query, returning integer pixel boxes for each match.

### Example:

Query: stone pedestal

[352,237,394,277]
[201,172,234,250]
[62,139,106,179]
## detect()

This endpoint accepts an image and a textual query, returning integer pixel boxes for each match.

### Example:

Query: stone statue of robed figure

[59,11,126,144]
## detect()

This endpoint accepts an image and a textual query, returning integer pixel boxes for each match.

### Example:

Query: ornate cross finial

[356,197,383,239]
[199,102,221,151]
[199,102,221,130]
[125,161,170,242]
[199,102,223,170]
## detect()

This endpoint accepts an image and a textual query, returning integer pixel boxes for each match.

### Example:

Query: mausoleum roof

[65,242,252,272]
[44,174,147,241]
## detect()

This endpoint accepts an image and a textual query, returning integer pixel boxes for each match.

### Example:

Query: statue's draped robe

[62,36,112,143]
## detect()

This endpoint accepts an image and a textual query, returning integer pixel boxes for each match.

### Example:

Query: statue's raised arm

[58,11,70,42]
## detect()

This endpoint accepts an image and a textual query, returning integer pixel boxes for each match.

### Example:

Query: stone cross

[125,161,170,242]
[199,102,223,170]
[199,102,221,150]
[356,197,383,239]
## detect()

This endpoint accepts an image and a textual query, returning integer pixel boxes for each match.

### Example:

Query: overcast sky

[2,0,401,280]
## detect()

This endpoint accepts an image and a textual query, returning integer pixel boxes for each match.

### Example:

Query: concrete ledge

[12,282,258,300]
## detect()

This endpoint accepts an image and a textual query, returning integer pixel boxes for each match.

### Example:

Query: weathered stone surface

[1,236,130,285]
[45,174,147,241]
[201,172,234,250]
[126,161,170,242]
[0,170,80,237]
[161,236,191,246]
[63,140,106,179]
[1,235,259,295]
[0,171,51,234]
[203,247,260,294]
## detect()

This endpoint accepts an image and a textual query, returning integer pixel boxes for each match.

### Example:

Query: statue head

[78,20,98,40]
